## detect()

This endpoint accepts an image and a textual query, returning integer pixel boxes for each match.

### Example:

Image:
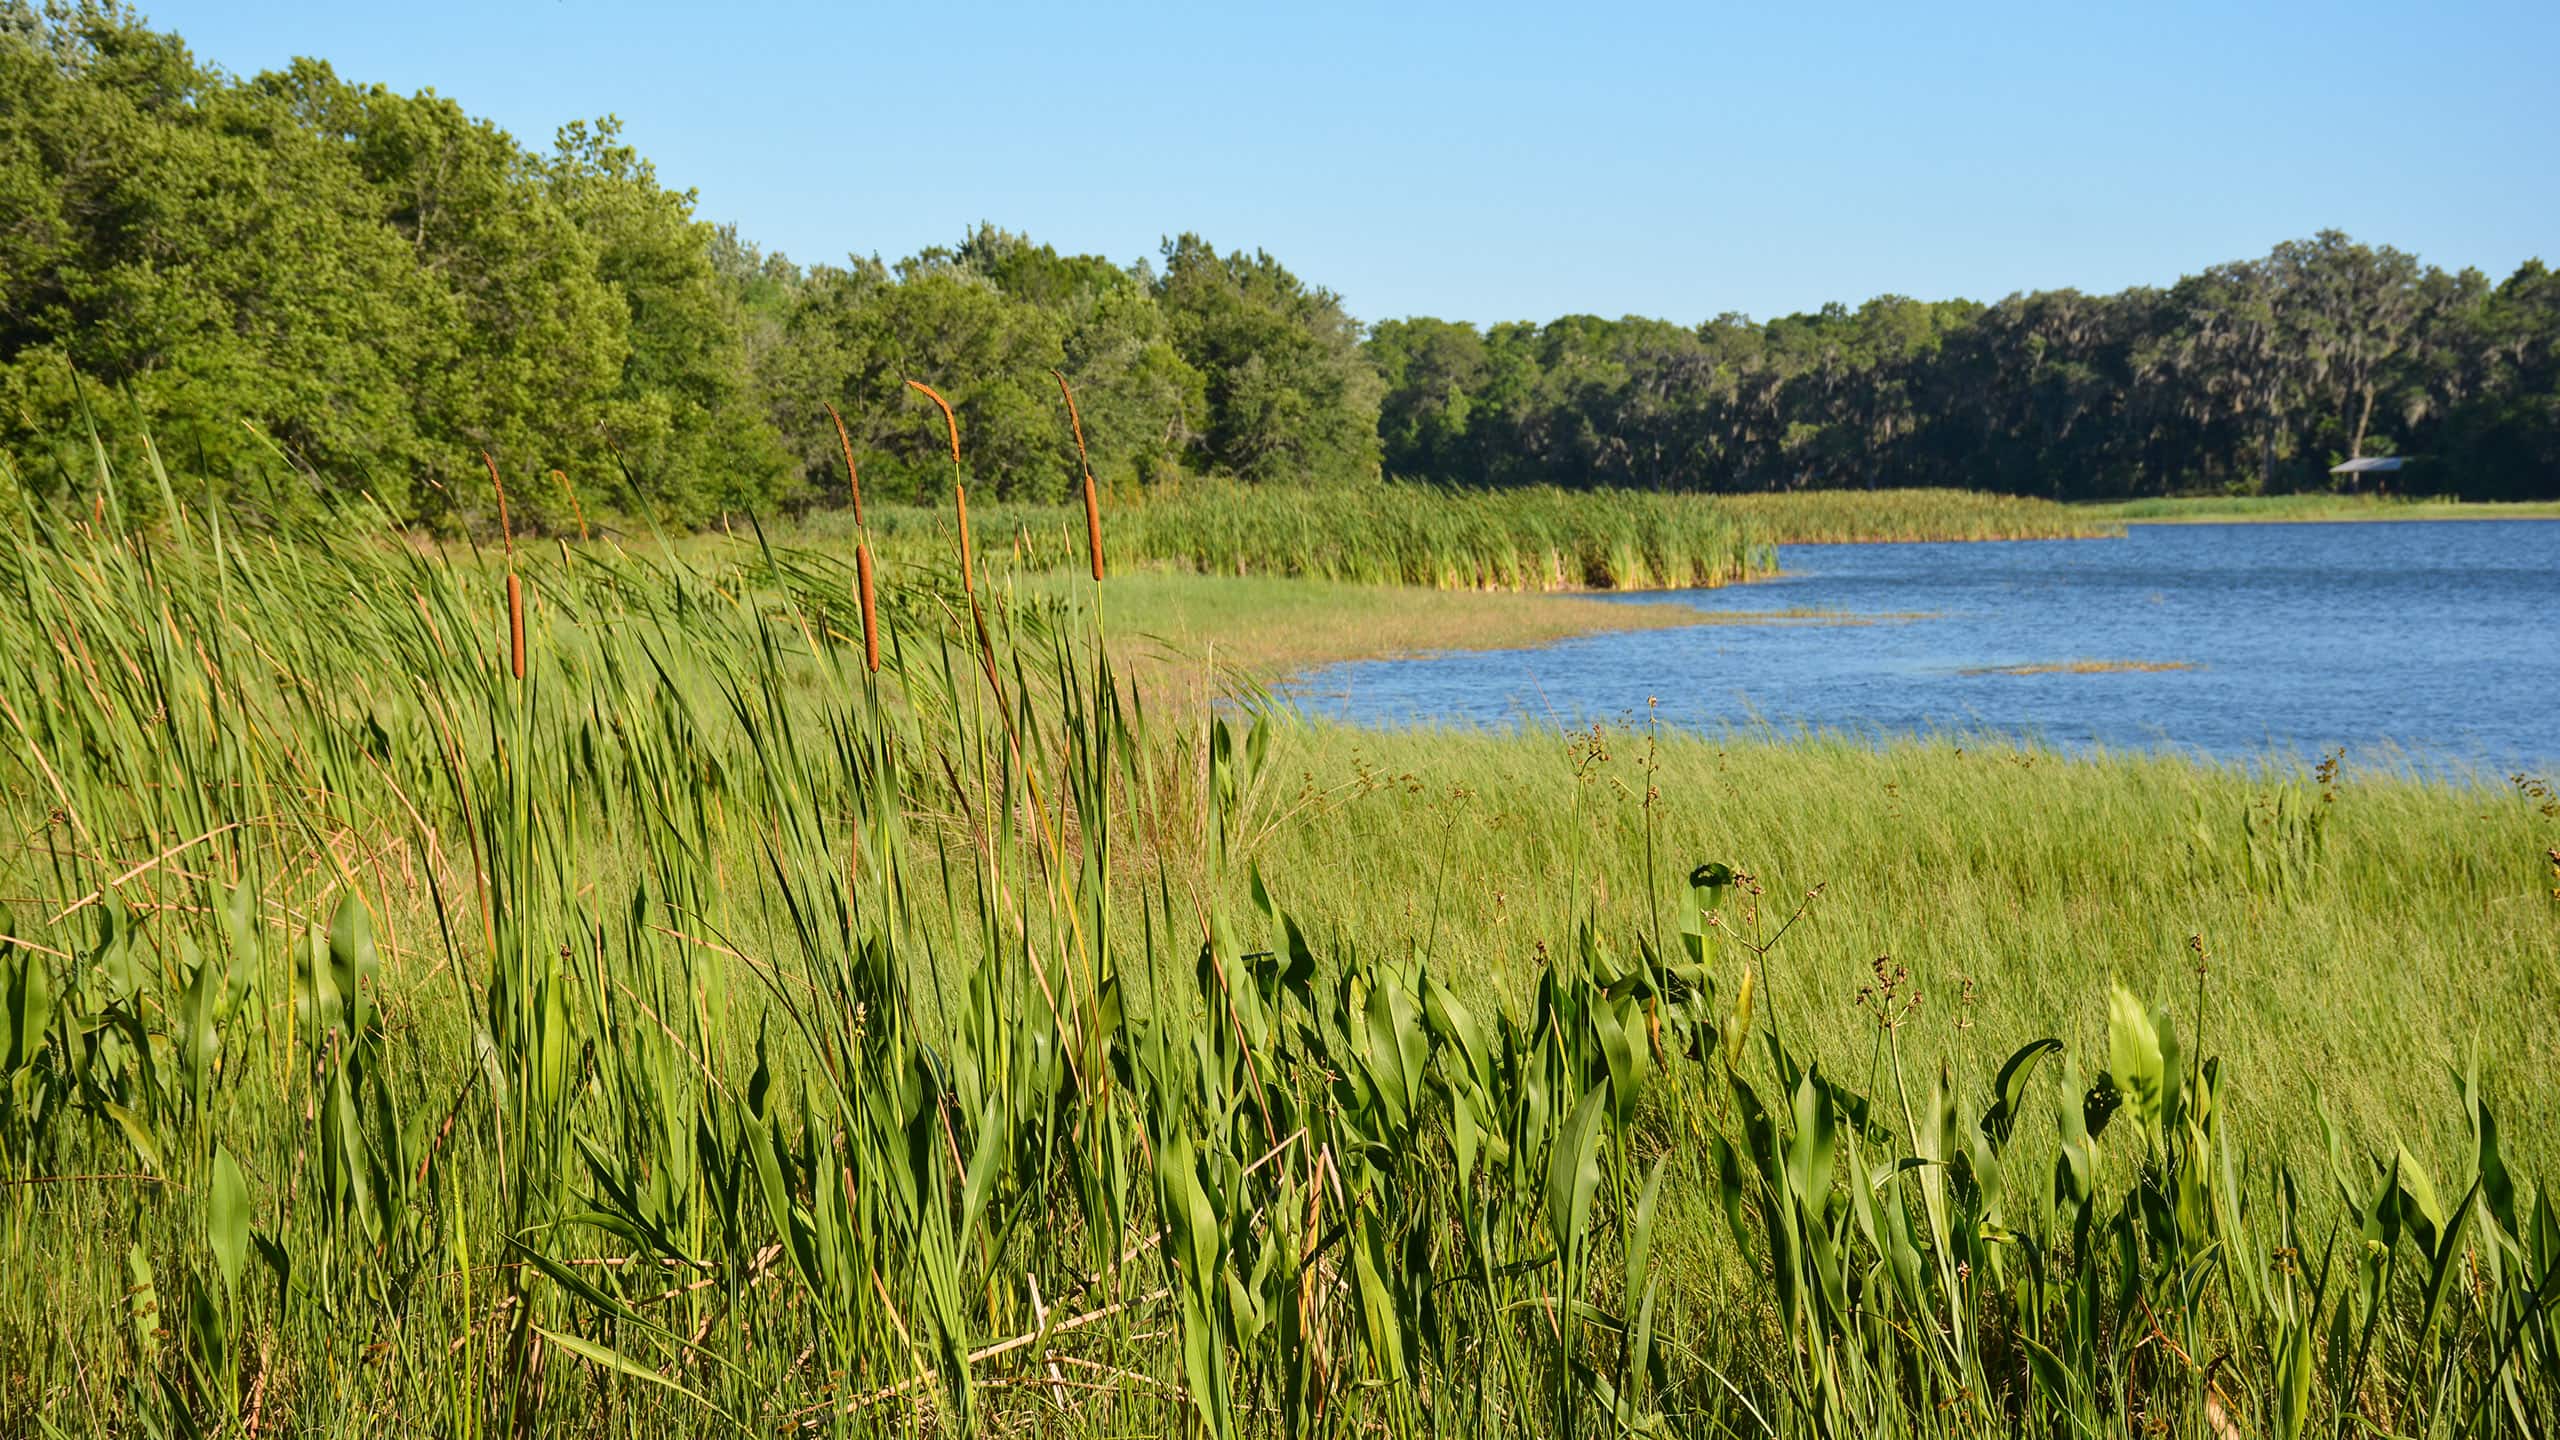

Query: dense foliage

[0,6,1369,526]
[4,3,2556,531]
[1372,244,2560,500]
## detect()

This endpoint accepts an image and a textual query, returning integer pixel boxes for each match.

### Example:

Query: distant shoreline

[2080,495,2560,524]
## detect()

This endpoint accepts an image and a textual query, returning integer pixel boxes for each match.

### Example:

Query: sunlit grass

[0,444,2552,1438]
[2092,493,2560,523]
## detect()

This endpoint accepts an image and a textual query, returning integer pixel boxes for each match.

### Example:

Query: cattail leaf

[2,923,51,1074]
[536,1324,722,1416]
[960,1094,1005,1242]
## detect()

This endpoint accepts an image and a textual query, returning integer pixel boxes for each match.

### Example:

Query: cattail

[1052,371,1105,582]
[904,380,972,594]
[507,572,525,680]
[551,469,588,542]
[825,402,864,526]
[481,451,515,559]
[903,380,961,465]
[856,542,879,672]
[483,451,526,681]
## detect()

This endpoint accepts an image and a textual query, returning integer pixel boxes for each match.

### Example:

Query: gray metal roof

[2329,456,2406,473]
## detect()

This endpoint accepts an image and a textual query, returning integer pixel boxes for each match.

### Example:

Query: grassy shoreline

[4,482,2555,1436]
[2088,493,2560,524]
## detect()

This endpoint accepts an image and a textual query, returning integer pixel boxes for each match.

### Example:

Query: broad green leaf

[1982,1037,2062,1147]
[208,1143,250,1301]
[2106,983,2164,1137]
[1546,1081,1609,1263]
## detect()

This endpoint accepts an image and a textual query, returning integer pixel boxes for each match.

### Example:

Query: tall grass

[806,483,2119,596]
[1716,487,2123,543]
[0,434,2553,1438]
[2093,493,2560,523]
[851,479,1773,592]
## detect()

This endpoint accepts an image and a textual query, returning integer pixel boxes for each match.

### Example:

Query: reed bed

[810,483,2119,596]
[1715,487,2123,543]
[0,431,2553,1439]
[846,480,1772,592]
[2093,493,2560,524]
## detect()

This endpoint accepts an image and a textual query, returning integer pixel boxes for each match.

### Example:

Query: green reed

[0,432,2552,1438]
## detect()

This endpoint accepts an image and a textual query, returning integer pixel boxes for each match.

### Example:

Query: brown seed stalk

[1052,371,1105,582]
[481,451,515,558]
[905,380,972,593]
[856,542,879,672]
[507,572,526,680]
[550,469,588,542]
[484,450,526,680]
[825,402,864,527]
[904,380,961,465]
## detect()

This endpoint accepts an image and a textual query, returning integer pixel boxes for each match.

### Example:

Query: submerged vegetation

[2,414,2555,1437]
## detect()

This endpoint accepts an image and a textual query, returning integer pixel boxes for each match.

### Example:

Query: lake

[1290,519,2559,774]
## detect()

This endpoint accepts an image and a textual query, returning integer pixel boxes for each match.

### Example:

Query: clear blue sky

[146,0,2557,327]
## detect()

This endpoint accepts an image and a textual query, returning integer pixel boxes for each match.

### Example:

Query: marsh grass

[815,483,2120,597]
[2092,494,2560,524]
[1715,487,2124,543]
[0,433,2554,1438]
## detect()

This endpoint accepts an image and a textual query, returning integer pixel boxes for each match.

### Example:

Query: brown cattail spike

[1052,371,1106,582]
[904,380,961,465]
[905,380,971,592]
[825,402,864,527]
[551,468,589,542]
[1052,369,1091,465]
[1082,475,1105,583]
[856,543,880,672]
[481,450,515,557]
[507,572,526,680]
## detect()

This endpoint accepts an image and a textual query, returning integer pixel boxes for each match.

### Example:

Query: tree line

[4,5,2554,528]
[1373,238,2560,500]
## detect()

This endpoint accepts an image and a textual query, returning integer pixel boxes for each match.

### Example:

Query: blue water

[1291,520,2560,773]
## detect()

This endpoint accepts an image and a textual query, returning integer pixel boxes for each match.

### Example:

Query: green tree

[1155,234,1380,485]
[548,117,790,521]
